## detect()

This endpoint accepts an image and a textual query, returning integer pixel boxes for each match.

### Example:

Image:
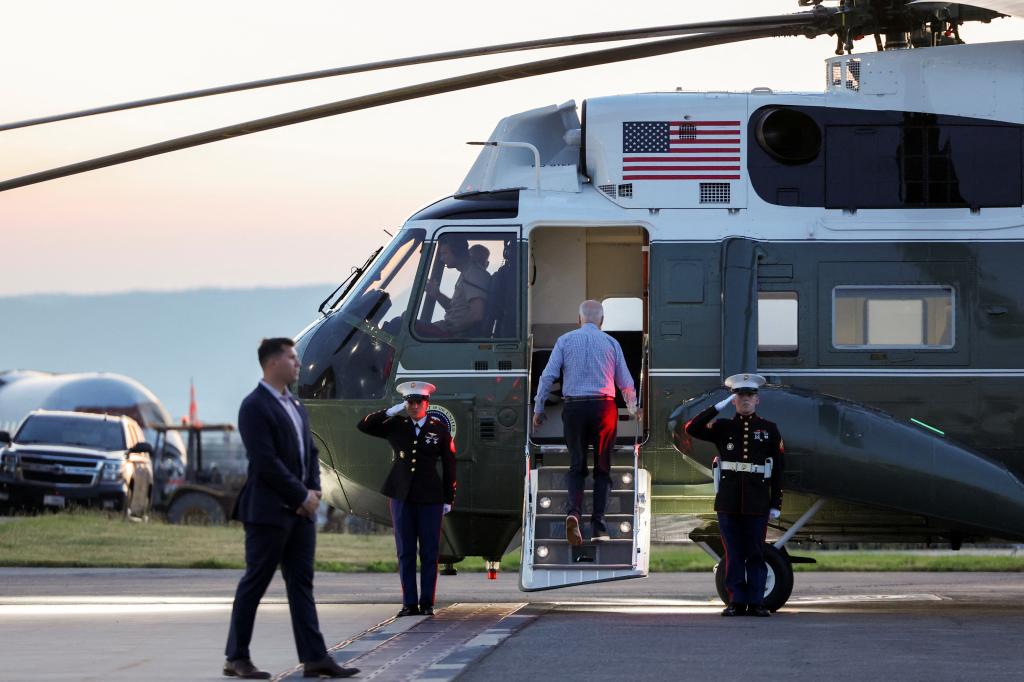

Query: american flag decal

[622,120,741,180]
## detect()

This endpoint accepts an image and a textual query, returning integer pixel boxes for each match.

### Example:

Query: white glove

[769,508,781,520]
[714,395,734,412]
[627,402,638,417]
[443,503,452,515]
[386,402,406,417]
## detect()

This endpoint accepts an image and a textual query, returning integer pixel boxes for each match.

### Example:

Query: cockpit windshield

[333,229,425,335]
[296,229,426,401]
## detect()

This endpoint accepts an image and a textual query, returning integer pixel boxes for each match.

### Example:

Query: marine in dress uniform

[357,381,456,617]
[685,373,784,618]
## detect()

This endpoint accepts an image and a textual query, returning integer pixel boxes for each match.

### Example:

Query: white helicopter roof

[459,38,1024,213]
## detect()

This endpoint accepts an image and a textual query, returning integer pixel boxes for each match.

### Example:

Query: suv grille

[22,470,95,486]
[18,453,101,487]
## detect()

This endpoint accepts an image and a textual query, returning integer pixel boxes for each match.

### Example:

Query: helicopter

[5,0,1024,611]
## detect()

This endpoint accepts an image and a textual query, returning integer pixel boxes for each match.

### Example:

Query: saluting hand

[714,395,735,412]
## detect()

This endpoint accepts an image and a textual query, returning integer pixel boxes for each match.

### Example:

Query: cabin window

[414,232,518,340]
[832,285,954,349]
[758,291,798,353]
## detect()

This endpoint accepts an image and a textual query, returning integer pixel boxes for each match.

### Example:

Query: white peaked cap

[396,381,437,400]
[724,373,766,393]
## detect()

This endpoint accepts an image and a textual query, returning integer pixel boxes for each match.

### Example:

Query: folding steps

[519,447,651,591]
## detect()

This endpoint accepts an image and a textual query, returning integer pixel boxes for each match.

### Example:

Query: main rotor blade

[0,24,813,194]
[0,12,821,133]
[909,1,1024,17]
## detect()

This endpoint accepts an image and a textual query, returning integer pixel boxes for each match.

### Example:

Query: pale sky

[2,1,1022,296]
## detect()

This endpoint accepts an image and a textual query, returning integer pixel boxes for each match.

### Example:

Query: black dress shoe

[303,656,359,678]
[721,603,746,617]
[748,605,771,617]
[397,605,420,617]
[419,605,435,616]
[223,658,271,679]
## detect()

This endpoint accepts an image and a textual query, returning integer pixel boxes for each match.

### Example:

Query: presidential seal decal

[426,404,457,439]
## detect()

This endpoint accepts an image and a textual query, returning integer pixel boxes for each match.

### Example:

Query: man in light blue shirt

[533,300,637,545]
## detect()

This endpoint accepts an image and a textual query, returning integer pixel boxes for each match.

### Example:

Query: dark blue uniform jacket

[685,406,784,515]
[357,410,456,505]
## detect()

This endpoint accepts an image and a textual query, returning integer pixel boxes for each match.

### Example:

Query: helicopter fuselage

[295,38,1024,562]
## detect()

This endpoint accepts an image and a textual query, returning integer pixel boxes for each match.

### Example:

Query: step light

[621,472,633,485]
[536,545,549,558]
[539,496,551,509]
[619,521,632,534]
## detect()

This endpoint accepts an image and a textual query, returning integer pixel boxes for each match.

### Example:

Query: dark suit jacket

[233,384,321,528]
[357,410,456,505]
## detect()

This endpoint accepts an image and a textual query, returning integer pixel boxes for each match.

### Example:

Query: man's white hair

[579,300,604,324]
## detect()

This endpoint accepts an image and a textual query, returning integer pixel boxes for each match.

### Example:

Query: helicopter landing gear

[441,562,458,576]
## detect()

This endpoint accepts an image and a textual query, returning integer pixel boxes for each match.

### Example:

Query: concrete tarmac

[1,569,1022,680]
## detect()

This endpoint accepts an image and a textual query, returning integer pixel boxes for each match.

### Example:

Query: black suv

[0,410,154,516]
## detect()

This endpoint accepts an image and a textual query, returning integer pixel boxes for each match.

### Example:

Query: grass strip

[1,512,1021,572]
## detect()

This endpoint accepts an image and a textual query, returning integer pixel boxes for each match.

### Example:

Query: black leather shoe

[397,605,420,617]
[303,656,359,678]
[223,658,271,679]
[721,603,746,617]
[419,605,435,616]
[748,605,771,617]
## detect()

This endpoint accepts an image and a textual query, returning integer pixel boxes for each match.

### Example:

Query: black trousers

[563,398,617,529]
[225,518,328,663]
[718,512,770,606]
[389,498,444,608]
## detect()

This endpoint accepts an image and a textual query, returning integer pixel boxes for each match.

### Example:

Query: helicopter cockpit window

[414,232,518,340]
[297,229,426,400]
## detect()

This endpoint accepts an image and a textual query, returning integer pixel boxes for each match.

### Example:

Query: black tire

[763,545,794,612]
[714,543,794,612]
[166,491,227,525]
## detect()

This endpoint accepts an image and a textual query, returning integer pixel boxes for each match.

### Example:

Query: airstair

[519,444,651,590]
[520,336,651,591]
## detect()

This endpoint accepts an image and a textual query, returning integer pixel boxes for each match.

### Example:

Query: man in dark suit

[223,337,357,679]
[357,381,456,617]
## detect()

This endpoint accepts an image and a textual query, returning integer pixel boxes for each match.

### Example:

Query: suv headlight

[100,461,123,482]
[1,453,17,475]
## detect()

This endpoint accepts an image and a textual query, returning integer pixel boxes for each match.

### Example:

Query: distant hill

[0,285,334,424]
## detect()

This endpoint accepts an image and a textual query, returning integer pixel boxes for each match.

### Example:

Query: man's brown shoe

[303,656,359,678]
[565,515,583,546]
[223,658,271,679]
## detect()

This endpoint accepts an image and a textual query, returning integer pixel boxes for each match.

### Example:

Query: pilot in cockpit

[420,236,491,337]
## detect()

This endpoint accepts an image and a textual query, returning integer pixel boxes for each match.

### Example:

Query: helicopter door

[521,226,650,590]
[528,226,648,444]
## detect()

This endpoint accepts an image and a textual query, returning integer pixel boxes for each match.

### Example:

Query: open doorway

[528,226,648,445]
